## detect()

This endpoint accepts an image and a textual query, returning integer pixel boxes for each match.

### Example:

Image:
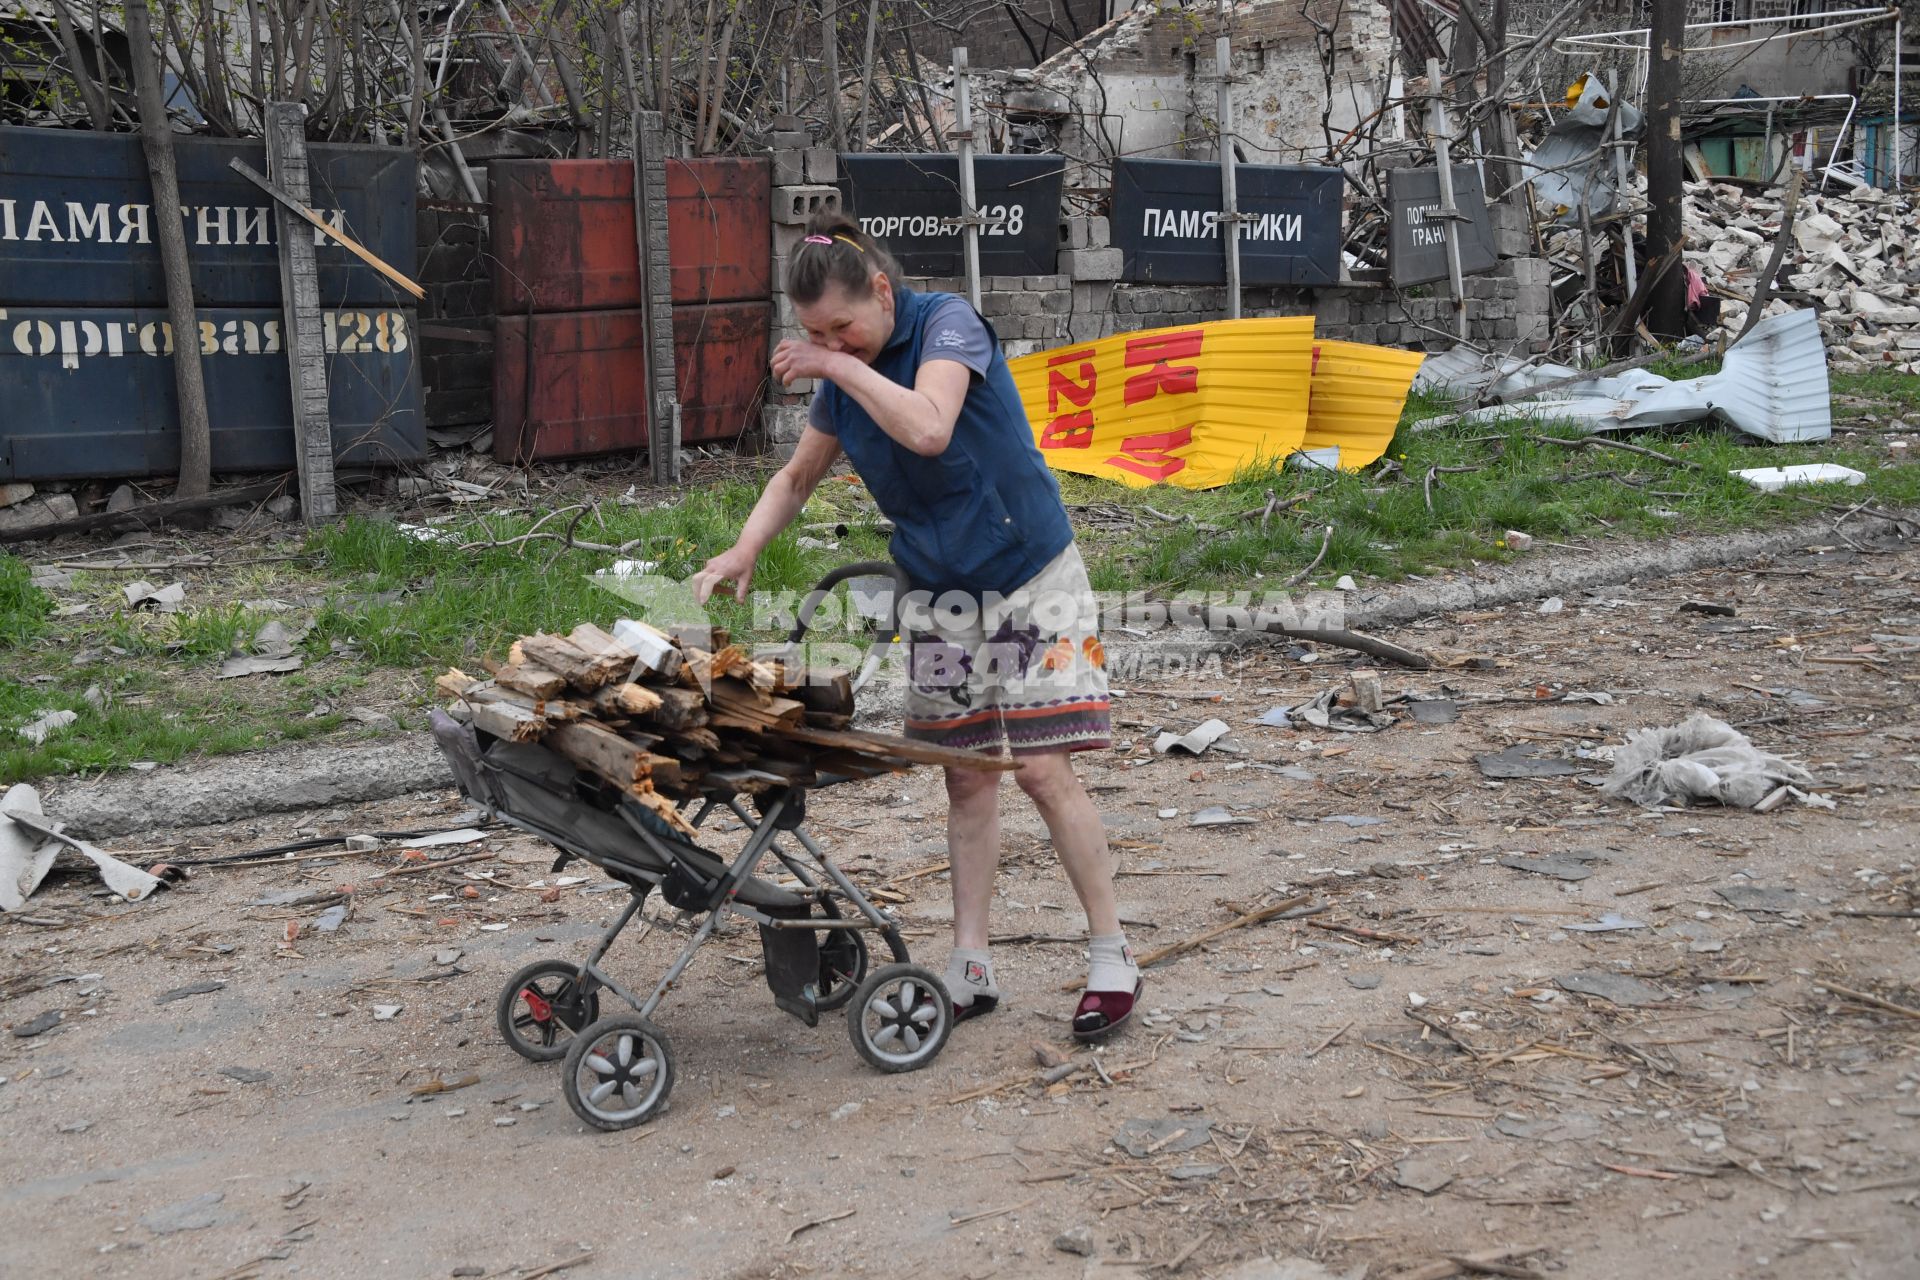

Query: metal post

[1896,14,1904,190]
[1425,57,1469,342]
[1216,34,1241,320]
[953,46,982,311]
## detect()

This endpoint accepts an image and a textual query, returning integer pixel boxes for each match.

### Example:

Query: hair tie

[802,234,833,245]
[834,234,866,254]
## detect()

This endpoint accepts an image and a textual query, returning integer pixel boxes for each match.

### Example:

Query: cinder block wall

[758,163,1554,457]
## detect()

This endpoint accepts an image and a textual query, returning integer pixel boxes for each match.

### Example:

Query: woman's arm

[692,427,842,603]
[773,341,971,457]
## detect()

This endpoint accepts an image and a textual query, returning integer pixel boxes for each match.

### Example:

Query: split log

[643,686,711,730]
[521,632,628,689]
[495,663,568,699]
[629,785,697,836]
[436,667,484,699]
[546,720,683,793]
[465,699,546,743]
[780,668,855,718]
[590,682,665,717]
[610,618,683,678]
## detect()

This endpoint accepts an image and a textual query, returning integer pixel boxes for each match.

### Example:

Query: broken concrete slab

[0,783,63,913]
[1113,1116,1213,1158]
[1499,852,1600,881]
[1478,744,1587,779]
[1557,971,1667,1007]
[1716,884,1811,914]
[0,493,80,534]
[1393,1153,1455,1194]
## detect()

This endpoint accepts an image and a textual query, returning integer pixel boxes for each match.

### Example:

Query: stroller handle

[787,561,910,644]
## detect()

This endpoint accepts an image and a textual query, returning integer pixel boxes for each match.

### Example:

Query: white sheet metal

[0,784,61,913]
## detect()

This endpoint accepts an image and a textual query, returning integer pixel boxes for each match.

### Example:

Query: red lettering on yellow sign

[1041,346,1098,450]
[1105,426,1192,482]
[1122,330,1203,406]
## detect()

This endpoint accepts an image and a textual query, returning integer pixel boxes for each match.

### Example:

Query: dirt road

[4,533,1917,1279]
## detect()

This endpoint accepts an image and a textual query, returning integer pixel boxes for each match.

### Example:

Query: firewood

[608,618,683,678]
[780,668,855,717]
[710,679,803,726]
[521,632,627,690]
[465,698,546,743]
[643,686,710,730]
[590,682,665,717]
[630,785,697,836]
[546,721,683,793]
[508,640,527,666]
[436,667,484,699]
[495,663,568,699]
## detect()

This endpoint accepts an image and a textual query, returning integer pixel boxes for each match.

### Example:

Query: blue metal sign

[1110,159,1343,287]
[0,305,423,481]
[0,125,416,309]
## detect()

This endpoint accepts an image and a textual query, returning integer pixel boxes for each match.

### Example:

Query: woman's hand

[772,338,843,385]
[693,545,758,604]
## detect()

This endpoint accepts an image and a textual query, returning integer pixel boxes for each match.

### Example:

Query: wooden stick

[947,1196,1038,1228]
[1305,1020,1354,1059]
[1816,980,1920,1021]
[1306,918,1422,947]
[784,1208,856,1244]
[227,158,426,300]
[1059,894,1315,991]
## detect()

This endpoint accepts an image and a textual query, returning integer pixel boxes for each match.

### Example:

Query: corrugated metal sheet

[0,125,416,308]
[667,158,770,304]
[1010,317,1315,489]
[492,309,651,462]
[0,305,422,481]
[1302,340,1426,469]
[673,301,769,444]
[489,161,644,313]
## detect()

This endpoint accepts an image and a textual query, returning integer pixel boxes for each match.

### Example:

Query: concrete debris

[1154,719,1231,755]
[0,482,34,508]
[3,787,163,905]
[16,709,77,745]
[1113,1116,1213,1158]
[1682,181,1920,371]
[0,492,79,533]
[1,783,63,912]
[123,580,186,611]
[1733,463,1866,492]
[1603,713,1815,809]
[140,1190,226,1235]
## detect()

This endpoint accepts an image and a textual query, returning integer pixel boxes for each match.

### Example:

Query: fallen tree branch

[1525,433,1701,472]
[1284,524,1334,586]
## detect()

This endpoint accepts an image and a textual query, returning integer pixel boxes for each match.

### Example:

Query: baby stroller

[430,563,961,1131]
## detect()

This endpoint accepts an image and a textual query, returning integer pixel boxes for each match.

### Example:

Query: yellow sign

[1302,338,1427,471]
[1010,318,1421,489]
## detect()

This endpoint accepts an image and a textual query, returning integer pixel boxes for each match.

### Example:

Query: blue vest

[817,288,1074,597]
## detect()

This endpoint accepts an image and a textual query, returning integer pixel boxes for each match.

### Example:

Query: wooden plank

[521,632,628,689]
[495,663,567,699]
[710,678,802,725]
[466,699,545,743]
[436,667,483,699]
[261,106,335,524]
[643,685,710,730]
[228,155,426,300]
[780,668,855,717]
[546,721,683,793]
[775,722,1021,772]
[609,618,682,678]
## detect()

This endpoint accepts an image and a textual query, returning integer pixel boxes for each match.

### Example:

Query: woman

[691,211,1140,1041]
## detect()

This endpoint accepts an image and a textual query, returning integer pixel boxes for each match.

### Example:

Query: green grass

[0,367,1914,785]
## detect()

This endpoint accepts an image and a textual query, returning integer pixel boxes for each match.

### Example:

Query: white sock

[945,947,998,1008]
[1088,933,1138,992]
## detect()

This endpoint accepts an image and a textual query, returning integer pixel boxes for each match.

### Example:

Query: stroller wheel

[562,1016,675,1131]
[497,959,601,1063]
[813,928,869,1013]
[848,964,952,1073]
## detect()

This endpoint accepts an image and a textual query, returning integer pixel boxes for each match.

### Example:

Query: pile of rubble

[1684,182,1919,373]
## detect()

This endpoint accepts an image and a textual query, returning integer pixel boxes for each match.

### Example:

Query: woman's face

[793,274,895,365]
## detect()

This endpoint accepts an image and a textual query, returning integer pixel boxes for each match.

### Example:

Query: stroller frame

[439,562,959,1131]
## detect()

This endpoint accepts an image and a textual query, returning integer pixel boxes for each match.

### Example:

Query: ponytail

[786,209,904,305]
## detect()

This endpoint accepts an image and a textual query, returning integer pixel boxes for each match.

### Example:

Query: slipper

[1071,978,1142,1043]
[953,994,999,1023]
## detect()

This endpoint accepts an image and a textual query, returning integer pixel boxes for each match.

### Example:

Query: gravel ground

[3,530,1917,1280]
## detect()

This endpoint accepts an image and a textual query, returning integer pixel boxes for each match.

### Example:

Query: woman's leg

[944,763,1004,951]
[1010,751,1121,937]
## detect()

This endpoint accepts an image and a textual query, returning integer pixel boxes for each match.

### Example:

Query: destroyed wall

[1025,0,1391,169]
[899,0,1108,72]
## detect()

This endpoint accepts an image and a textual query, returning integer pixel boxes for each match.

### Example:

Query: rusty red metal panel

[489,160,643,313]
[493,310,650,462]
[673,301,770,444]
[666,158,772,305]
